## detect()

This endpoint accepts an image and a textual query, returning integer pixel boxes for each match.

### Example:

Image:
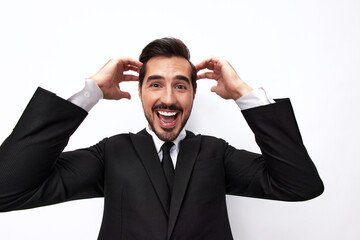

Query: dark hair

[138,37,197,92]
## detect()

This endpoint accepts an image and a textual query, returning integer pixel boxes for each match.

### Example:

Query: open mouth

[156,110,180,129]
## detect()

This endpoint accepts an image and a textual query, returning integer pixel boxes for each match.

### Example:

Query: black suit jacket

[0,88,323,239]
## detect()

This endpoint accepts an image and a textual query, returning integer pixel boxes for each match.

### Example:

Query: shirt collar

[146,126,186,154]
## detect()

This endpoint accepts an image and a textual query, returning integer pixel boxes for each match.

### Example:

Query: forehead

[145,56,192,77]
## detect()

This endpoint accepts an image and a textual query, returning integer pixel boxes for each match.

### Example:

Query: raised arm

[0,58,142,212]
[196,57,323,201]
[0,88,97,211]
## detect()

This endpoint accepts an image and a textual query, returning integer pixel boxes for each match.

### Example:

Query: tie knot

[161,142,174,155]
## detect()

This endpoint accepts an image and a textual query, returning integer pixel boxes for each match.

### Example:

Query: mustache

[152,104,183,112]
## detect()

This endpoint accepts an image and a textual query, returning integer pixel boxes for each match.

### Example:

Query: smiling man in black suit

[0,37,323,239]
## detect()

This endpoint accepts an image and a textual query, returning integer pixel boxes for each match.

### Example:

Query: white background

[0,0,359,239]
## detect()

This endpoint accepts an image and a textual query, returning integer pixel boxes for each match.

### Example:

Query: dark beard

[145,115,189,142]
[144,105,191,142]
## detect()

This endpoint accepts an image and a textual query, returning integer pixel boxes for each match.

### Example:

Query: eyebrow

[175,75,190,84]
[146,75,190,84]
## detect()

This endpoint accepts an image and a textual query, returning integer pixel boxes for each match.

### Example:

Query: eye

[150,83,160,88]
[176,84,187,90]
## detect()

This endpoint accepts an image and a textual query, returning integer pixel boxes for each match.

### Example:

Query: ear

[138,83,141,98]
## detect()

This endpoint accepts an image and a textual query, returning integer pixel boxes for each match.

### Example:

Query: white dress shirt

[145,126,186,168]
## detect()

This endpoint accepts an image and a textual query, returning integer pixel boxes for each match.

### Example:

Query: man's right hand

[90,58,143,100]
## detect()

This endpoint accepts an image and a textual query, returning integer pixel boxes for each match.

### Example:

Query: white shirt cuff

[235,87,275,110]
[67,78,103,112]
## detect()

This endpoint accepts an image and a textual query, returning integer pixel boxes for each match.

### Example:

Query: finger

[121,58,143,70]
[197,72,217,80]
[112,58,142,74]
[124,64,142,72]
[123,74,139,82]
[195,57,220,71]
[195,59,211,72]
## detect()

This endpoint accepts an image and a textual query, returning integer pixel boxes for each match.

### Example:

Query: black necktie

[161,142,175,193]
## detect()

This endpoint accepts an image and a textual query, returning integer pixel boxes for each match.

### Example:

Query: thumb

[119,91,131,100]
[210,85,217,93]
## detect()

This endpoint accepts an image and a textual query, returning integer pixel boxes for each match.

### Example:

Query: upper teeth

[158,111,177,116]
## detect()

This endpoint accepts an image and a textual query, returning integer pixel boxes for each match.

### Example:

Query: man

[0,38,323,239]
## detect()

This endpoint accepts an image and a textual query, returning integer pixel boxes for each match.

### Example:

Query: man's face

[139,56,196,141]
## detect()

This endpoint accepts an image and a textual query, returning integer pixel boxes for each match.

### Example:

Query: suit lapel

[168,131,201,239]
[130,129,202,238]
[130,129,171,217]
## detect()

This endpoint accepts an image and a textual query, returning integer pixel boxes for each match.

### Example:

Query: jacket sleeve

[225,99,324,201]
[0,88,104,212]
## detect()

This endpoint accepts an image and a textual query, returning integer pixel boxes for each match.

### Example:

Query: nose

[160,86,176,106]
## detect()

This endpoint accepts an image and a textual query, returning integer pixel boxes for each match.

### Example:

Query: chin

[155,128,179,142]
